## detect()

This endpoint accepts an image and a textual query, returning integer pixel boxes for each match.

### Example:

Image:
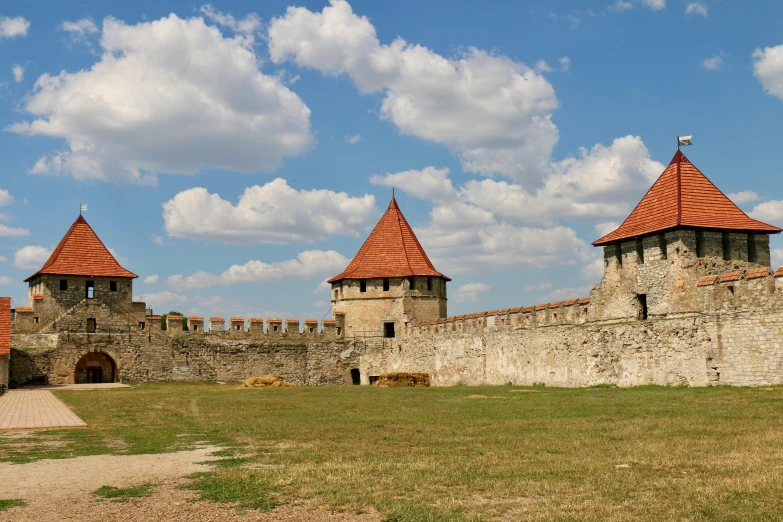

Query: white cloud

[728,191,760,204]
[452,283,490,303]
[14,246,51,270]
[200,4,261,35]
[11,14,312,184]
[143,274,160,284]
[11,64,23,83]
[595,221,620,237]
[153,236,165,245]
[370,167,456,204]
[702,54,723,70]
[345,134,361,144]
[168,250,349,289]
[749,200,783,224]
[753,45,783,101]
[582,257,604,281]
[269,0,559,185]
[313,279,331,294]
[558,57,571,72]
[163,179,376,244]
[642,0,666,10]
[0,16,29,39]
[772,248,783,268]
[60,18,99,37]
[0,255,7,262]
[0,276,19,285]
[546,285,593,301]
[685,1,708,16]
[0,189,14,206]
[534,60,553,73]
[107,247,127,264]
[133,291,187,309]
[609,1,634,12]
[0,224,30,237]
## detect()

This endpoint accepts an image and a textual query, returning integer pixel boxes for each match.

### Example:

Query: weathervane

[677,135,693,149]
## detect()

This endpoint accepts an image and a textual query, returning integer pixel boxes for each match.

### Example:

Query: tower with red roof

[15,215,146,334]
[591,150,780,320]
[328,195,450,338]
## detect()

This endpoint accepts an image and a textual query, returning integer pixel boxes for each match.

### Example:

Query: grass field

[2,383,783,521]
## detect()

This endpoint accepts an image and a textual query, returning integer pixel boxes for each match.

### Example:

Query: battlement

[410,296,591,336]
[141,314,345,340]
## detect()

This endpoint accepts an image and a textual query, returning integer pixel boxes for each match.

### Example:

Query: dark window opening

[86,281,95,299]
[33,317,39,324]
[360,280,367,293]
[308,327,314,334]
[636,239,644,263]
[350,368,361,385]
[659,235,668,260]
[383,278,390,292]
[427,277,433,291]
[384,322,395,338]
[722,232,731,261]
[110,281,117,292]
[728,285,735,296]
[87,318,96,333]
[615,248,623,267]
[333,289,338,300]
[369,375,380,385]
[337,327,342,336]
[408,277,415,289]
[637,294,648,320]
[138,322,145,330]
[748,234,757,263]
[234,324,241,331]
[60,279,68,291]
[696,231,704,257]
[273,325,279,332]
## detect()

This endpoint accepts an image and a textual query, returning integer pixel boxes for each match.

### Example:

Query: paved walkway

[0,389,87,430]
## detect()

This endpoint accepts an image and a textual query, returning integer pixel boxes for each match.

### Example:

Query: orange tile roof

[33,294,43,300]
[268,318,282,323]
[286,318,300,323]
[188,316,203,321]
[146,315,160,320]
[15,306,33,313]
[230,317,244,322]
[578,297,591,305]
[455,315,466,320]
[304,319,318,324]
[209,316,224,322]
[249,318,264,323]
[549,301,563,309]
[594,151,781,246]
[535,303,549,311]
[322,320,336,325]
[510,307,522,313]
[697,275,718,287]
[0,298,10,355]
[563,299,578,307]
[775,267,783,277]
[25,215,138,281]
[328,196,450,283]
[167,315,183,320]
[745,267,770,280]
[522,306,534,313]
[720,271,742,283]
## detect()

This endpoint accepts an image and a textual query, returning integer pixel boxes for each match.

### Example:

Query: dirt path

[0,445,380,521]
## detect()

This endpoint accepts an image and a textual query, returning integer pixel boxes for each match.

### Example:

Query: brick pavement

[0,389,86,430]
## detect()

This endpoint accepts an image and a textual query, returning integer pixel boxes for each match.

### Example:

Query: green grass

[2,383,783,520]
[93,483,156,502]
[0,499,26,511]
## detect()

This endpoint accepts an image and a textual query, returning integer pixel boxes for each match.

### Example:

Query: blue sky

[1,0,783,320]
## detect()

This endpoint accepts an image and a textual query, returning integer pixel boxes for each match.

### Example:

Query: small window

[384,322,395,338]
[383,278,390,292]
[86,281,95,299]
[351,369,361,385]
[87,318,96,333]
[408,277,415,289]
[110,281,118,292]
[427,277,433,291]
[337,327,342,336]
[659,235,668,260]
[360,280,367,293]
[636,239,644,263]
[748,234,757,263]
[33,317,39,324]
[60,279,68,291]
[722,232,731,261]
[309,327,314,334]
[637,294,648,320]
[273,325,279,332]
[193,324,199,331]
[334,289,338,300]
[696,231,705,257]
[138,322,145,330]
[234,324,241,331]
[369,375,380,385]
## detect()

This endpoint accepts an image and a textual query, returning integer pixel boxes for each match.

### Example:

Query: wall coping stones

[549,301,563,309]
[209,316,224,321]
[249,318,264,323]
[578,297,591,305]
[188,316,203,321]
[16,307,33,313]
[522,306,534,313]
[697,275,719,287]
[774,266,783,277]
[746,267,770,280]
[535,304,548,311]
[720,271,743,283]
[563,299,578,307]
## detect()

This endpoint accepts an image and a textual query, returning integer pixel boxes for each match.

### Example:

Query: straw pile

[374,372,430,387]
[243,375,295,388]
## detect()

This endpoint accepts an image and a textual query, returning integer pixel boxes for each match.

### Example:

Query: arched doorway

[74,352,117,384]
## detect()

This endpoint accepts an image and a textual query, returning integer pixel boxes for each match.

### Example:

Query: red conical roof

[328,196,450,283]
[25,215,137,281]
[593,150,781,246]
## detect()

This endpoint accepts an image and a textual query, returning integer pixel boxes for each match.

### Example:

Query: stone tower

[591,149,781,321]
[328,195,450,338]
[15,215,145,334]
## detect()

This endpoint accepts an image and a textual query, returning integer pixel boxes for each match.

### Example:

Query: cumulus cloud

[11,65,23,83]
[772,248,783,268]
[581,257,604,281]
[749,200,783,224]
[200,4,261,35]
[11,14,313,184]
[143,274,160,284]
[0,276,19,285]
[269,0,559,185]
[133,291,187,309]
[595,222,620,237]
[370,167,456,204]
[345,134,361,144]
[163,179,376,243]
[685,1,708,16]
[0,189,14,206]
[313,279,331,294]
[702,54,723,70]
[14,245,51,270]
[558,57,571,72]
[168,250,349,290]
[753,44,783,101]
[0,255,7,262]
[0,224,30,237]
[609,1,634,12]
[728,191,760,204]
[0,16,29,39]
[452,283,490,303]
[642,0,666,10]
[60,18,99,37]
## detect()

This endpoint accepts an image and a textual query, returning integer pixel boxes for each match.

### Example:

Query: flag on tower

[677,135,693,147]
[80,204,87,214]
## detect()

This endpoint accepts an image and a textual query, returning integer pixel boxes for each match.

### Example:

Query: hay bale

[243,375,295,388]
[374,372,430,387]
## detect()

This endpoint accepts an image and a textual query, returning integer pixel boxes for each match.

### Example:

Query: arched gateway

[74,352,116,384]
